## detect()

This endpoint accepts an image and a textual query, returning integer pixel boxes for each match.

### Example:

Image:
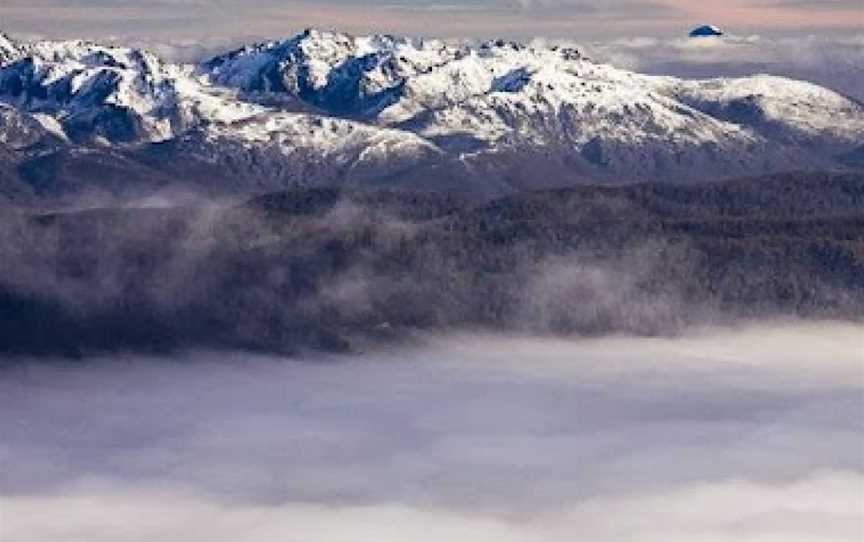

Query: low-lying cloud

[1,323,862,541]
[585,33,864,101]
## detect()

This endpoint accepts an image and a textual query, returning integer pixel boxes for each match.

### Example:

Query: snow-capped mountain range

[0,29,861,202]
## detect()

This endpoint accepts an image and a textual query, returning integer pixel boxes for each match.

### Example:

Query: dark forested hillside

[1,171,862,356]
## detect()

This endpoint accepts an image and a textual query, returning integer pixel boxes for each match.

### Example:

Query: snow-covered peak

[205,29,464,112]
[0,33,20,64]
[0,36,194,142]
[672,75,863,141]
[203,29,596,123]
[201,29,864,157]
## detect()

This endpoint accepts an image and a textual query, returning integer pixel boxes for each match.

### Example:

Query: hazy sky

[0,0,861,41]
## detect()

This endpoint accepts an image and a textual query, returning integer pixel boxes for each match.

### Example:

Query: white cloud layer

[4,473,862,542]
[1,322,862,541]
[584,33,864,100]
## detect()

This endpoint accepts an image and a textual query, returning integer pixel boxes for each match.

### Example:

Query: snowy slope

[0,32,438,190]
[203,30,864,180]
[0,29,861,200]
[0,36,192,142]
[671,75,863,143]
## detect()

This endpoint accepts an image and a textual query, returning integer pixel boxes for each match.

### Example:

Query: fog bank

[1,323,862,541]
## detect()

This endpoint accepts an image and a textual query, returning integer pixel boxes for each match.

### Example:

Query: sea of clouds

[584,33,864,101]
[1,322,861,541]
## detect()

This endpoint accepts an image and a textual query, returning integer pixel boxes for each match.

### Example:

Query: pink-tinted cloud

[0,0,860,41]
[657,0,863,29]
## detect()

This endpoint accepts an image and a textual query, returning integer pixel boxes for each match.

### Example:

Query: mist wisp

[1,174,862,356]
